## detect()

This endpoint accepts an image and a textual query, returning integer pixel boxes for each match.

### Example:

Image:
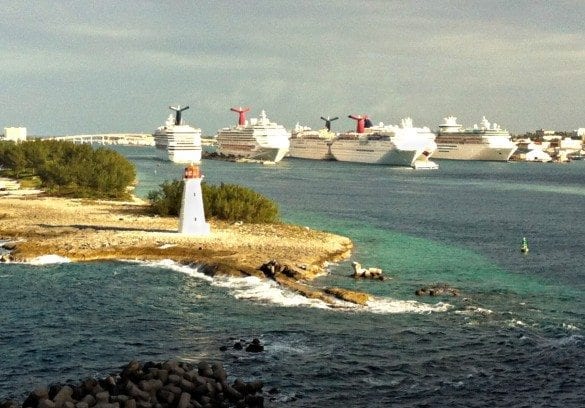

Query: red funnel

[349,114,368,133]
[230,107,250,126]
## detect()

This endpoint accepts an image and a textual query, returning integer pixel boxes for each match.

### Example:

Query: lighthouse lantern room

[178,163,210,235]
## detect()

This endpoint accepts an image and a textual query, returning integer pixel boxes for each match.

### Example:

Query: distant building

[535,129,556,138]
[575,128,585,138]
[2,127,27,142]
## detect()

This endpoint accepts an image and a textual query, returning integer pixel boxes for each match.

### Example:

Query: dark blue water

[1,148,584,406]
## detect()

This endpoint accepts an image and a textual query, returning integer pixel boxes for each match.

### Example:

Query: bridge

[48,133,155,146]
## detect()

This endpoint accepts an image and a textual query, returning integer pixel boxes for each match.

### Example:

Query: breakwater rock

[260,259,371,306]
[2,360,264,408]
[415,284,460,297]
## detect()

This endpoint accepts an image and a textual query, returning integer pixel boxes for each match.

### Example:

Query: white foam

[28,255,72,265]
[364,297,453,314]
[136,259,213,283]
[128,259,456,313]
[563,323,580,331]
[212,275,333,309]
[133,259,336,309]
[454,306,494,316]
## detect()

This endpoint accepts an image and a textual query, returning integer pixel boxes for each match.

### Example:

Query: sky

[1,0,584,136]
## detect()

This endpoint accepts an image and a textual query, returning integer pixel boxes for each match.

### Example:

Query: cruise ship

[153,106,202,163]
[330,115,438,169]
[215,107,290,163]
[288,116,338,160]
[434,116,517,161]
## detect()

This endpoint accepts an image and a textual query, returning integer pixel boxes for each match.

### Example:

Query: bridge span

[48,133,155,146]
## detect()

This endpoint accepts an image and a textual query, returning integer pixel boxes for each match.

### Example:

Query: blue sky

[1,0,584,135]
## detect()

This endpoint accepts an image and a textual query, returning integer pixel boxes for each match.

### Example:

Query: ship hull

[288,139,334,160]
[433,143,516,161]
[217,144,289,162]
[216,131,290,163]
[155,145,202,163]
[330,139,436,167]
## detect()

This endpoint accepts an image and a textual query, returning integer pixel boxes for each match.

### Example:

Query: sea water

[1,147,584,407]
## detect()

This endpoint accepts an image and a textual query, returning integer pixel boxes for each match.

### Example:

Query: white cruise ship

[289,124,336,160]
[215,108,290,163]
[330,115,438,169]
[434,116,517,161]
[153,106,202,163]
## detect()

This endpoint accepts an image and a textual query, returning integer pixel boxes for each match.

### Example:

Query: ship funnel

[364,116,373,128]
[230,106,251,126]
[320,116,339,131]
[169,105,190,125]
[348,114,369,133]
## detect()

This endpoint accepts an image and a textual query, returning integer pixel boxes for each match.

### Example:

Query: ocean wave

[211,275,333,309]
[364,297,453,314]
[27,255,72,265]
[133,259,213,283]
[454,306,494,317]
[129,259,456,314]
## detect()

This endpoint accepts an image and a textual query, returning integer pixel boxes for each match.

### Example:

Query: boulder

[325,287,370,305]
[415,284,460,297]
[2,359,266,408]
[245,339,264,353]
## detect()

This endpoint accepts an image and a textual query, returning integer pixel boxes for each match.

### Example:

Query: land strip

[0,196,369,305]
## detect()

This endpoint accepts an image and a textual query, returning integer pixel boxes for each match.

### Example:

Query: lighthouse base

[178,221,211,236]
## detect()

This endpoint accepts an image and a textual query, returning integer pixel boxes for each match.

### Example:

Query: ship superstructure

[153,105,202,163]
[434,116,516,161]
[216,108,290,163]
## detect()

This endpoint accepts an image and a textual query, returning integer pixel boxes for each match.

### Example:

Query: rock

[245,339,264,353]
[0,401,19,408]
[176,393,191,408]
[39,400,56,408]
[126,382,149,401]
[325,287,370,305]
[351,261,384,280]
[197,362,213,378]
[80,394,96,407]
[415,284,460,297]
[121,361,142,383]
[3,359,265,408]
[94,392,109,404]
[53,386,74,408]
[23,386,49,408]
[211,363,227,382]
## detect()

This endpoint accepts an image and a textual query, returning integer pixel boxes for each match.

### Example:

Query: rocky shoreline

[0,359,266,408]
[0,195,374,305]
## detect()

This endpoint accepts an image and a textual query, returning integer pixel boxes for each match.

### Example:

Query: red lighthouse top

[184,164,202,179]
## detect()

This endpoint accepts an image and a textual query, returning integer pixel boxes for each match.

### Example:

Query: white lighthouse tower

[178,163,210,235]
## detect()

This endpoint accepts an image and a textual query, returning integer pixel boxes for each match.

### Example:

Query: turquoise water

[1,148,584,406]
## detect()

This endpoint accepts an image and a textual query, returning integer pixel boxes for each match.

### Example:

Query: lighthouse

[178,163,210,235]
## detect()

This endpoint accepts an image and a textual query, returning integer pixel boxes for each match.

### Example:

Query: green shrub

[147,180,183,216]
[0,140,136,199]
[148,181,280,223]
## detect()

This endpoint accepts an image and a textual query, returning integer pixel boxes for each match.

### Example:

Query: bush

[147,180,183,217]
[148,181,280,223]
[0,140,136,199]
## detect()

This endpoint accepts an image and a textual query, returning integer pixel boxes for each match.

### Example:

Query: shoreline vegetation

[0,194,376,306]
